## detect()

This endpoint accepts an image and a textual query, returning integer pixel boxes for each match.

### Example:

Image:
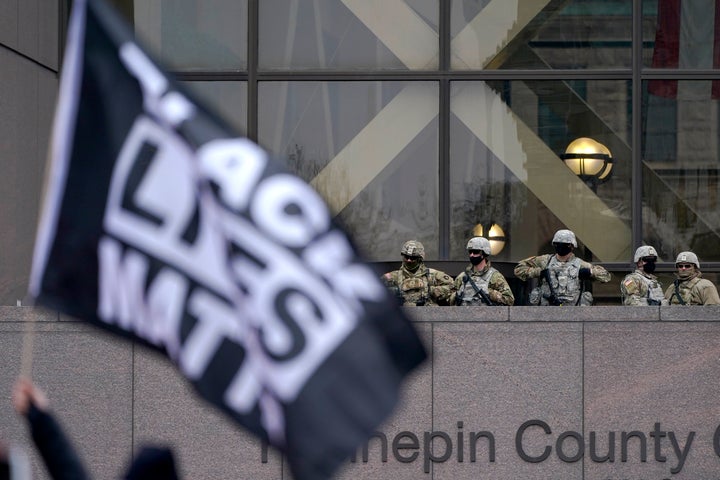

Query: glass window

[450,80,632,262]
[258,81,439,260]
[643,0,720,71]
[181,81,248,135]
[259,0,439,70]
[643,80,720,261]
[451,0,632,70]
[133,0,247,71]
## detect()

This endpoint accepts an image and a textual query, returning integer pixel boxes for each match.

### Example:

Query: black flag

[28,0,426,478]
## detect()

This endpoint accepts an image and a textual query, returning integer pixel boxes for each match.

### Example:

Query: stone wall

[2,306,720,479]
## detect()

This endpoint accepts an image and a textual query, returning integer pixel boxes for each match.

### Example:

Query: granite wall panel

[0,306,719,479]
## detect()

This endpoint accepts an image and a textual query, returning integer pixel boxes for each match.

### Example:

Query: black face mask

[403,255,421,272]
[469,255,484,266]
[405,259,421,272]
[554,244,572,256]
[643,261,656,274]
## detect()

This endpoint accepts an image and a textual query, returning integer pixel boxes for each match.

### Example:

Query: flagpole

[20,313,35,378]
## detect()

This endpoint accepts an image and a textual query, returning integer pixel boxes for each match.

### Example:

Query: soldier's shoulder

[621,273,641,292]
[697,278,718,289]
[383,270,400,281]
[430,269,453,282]
[536,254,554,266]
[622,272,641,282]
[490,268,508,280]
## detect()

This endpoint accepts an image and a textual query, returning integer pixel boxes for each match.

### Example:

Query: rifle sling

[673,279,686,305]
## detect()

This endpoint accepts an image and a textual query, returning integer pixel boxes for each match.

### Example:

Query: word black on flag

[28,1,426,478]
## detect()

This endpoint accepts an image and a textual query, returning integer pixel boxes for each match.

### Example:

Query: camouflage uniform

[664,274,720,305]
[664,252,720,305]
[621,270,667,306]
[382,240,454,306]
[453,263,514,306]
[383,264,455,306]
[621,245,667,306]
[514,253,611,306]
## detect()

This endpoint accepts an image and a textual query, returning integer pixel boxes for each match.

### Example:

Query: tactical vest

[457,267,496,306]
[399,270,431,306]
[540,256,588,305]
[635,273,664,305]
[669,276,701,305]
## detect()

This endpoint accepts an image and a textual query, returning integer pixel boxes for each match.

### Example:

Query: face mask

[554,244,572,256]
[643,261,656,274]
[469,255,483,266]
[405,259,421,272]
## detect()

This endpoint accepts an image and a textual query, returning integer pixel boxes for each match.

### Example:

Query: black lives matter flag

[28,0,426,478]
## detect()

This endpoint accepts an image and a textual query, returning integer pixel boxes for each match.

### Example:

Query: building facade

[3,2,720,480]
[4,0,720,305]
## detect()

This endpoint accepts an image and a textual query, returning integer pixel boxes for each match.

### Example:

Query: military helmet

[552,229,577,247]
[633,245,658,263]
[401,240,425,259]
[675,251,700,269]
[466,236,491,255]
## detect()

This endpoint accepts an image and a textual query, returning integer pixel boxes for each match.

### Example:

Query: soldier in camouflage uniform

[621,245,668,306]
[664,251,720,305]
[452,237,514,306]
[514,229,612,306]
[382,240,455,306]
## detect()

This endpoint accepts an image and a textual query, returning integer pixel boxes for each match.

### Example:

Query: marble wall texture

[1,305,719,480]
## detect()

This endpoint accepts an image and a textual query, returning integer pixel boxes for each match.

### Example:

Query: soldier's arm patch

[622,277,639,294]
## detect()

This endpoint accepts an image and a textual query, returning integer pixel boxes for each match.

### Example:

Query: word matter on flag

[28,1,426,479]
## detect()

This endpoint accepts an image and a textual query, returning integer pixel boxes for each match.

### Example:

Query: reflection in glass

[181,81,248,134]
[258,81,439,260]
[449,80,632,262]
[133,0,247,70]
[643,0,720,71]
[450,0,632,70]
[643,80,720,262]
[259,0,439,70]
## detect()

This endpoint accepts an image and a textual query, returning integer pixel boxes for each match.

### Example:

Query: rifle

[390,285,405,305]
[383,277,405,306]
[461,274,496,306]
[542,268,562,306]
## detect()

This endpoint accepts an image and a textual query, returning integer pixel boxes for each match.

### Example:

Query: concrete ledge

[660,304,720,321]
[405,306,509,322]
[509,305,661,322]
[0,305,59,322]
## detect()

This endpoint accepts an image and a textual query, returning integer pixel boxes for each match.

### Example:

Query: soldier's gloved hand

[579,267,592,280]
[431,286,445,300]
[488,290,503,304]
[539,268,548,279]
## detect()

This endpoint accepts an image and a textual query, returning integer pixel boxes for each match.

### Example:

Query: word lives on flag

[28,0,426,478]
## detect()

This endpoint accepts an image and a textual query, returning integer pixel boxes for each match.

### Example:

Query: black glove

[579,267,592,280]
